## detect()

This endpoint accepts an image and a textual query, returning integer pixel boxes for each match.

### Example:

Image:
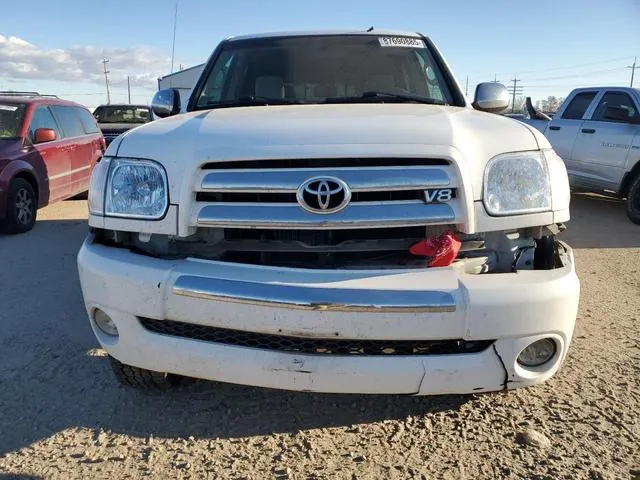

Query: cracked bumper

[77,237,580,395]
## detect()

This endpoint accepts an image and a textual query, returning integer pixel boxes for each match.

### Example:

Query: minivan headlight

[104,158,168,219]
[483,151,551,216]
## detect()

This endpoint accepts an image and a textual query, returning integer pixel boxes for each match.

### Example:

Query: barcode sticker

[378,37,425,48]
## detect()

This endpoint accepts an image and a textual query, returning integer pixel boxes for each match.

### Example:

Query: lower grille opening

[139,317,494,356]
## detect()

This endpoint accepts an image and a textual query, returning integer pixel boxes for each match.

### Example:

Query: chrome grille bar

[196,201,455,229]
[173,275,456,313]
[200,167,452,193]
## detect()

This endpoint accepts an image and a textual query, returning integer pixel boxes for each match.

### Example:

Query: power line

[466,55,638,85]
[498,55,637,76]
[525,67,627,82]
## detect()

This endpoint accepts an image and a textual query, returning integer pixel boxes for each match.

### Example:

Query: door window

[561,92,597,120]
[75,107,100,133]
[28,106,60,142]
[591,92,638,123]
[51,106,86,138]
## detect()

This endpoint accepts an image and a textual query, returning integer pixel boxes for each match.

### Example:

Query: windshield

[93,106,151,124]
[194,35,456,109]
[0,103,26,139]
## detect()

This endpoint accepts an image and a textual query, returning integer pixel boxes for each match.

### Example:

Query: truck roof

[0,94,82,108]
[569,86,640,93]
[227,29,423,42]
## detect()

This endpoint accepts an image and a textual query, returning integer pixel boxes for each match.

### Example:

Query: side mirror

[151,88,181,118]
[472,82,509,113]
[34,128,56,143]
[603,105,632,123]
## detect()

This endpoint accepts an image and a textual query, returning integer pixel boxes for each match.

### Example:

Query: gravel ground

[0,193,638,480]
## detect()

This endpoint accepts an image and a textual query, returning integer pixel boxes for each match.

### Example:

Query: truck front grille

[139,317,493,356]
[186,157,464,268]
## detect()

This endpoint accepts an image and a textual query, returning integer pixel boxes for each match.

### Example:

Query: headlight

[104,158,168,219]
[88,157,111,215]
[483,151,551,216]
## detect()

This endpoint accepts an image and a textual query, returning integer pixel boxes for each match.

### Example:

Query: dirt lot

[0,194,638,480]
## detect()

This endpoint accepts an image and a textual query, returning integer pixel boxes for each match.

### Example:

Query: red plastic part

[409,232,462,267]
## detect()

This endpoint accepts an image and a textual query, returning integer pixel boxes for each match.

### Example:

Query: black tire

[626,173,640,225]
[108,355,188,390]
[1,178,37,234]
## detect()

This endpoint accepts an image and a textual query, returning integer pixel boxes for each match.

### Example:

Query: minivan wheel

[1,178,37,234]
[108,355,189,390]
[626,173,640,225]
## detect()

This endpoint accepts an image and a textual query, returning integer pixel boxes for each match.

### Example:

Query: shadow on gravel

[560,193,640,249]
[0,475,44,480]
[0,216,468,456]
[0,350,469,456]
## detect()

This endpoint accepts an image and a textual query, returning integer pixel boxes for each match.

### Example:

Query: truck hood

[98,122,143,133]
[113,104,542,201]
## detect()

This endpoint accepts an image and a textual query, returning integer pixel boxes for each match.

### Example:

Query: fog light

[517,338,556,367]
[94,309,119,336]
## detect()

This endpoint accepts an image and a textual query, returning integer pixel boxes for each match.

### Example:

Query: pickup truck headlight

[103,158,168,219]
[483,151,551,216]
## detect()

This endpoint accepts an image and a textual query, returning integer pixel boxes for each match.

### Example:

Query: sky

[1,0,639,109]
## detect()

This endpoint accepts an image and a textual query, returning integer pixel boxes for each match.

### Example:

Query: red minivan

[0,93,105,233]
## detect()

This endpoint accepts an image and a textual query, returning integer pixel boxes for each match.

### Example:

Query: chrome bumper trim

[173,275,456,313]
[201,166,451,193]
[196,201,455,229]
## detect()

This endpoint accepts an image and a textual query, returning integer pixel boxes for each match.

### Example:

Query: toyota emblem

[296,177,351,214]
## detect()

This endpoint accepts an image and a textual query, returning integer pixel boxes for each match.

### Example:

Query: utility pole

[628,56,638,87]
[127,76,131,103]
[507,78,523,113]
[170,0,179,74]
[465,76,469,97]
[101,58,111,105]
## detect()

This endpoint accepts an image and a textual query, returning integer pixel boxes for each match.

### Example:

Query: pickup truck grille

[190,158,461,268]
[194,158,459,230]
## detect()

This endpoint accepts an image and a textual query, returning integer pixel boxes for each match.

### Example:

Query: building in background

[157,64,204,108]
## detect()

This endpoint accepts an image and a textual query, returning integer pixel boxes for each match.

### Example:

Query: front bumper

[77,237,580,395]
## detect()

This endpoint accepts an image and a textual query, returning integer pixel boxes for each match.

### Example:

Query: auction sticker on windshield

[0,105,19,111]
[378,37,425,48]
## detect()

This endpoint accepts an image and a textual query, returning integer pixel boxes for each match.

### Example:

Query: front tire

[1,178,37,234]
[108,355,188,390]
[626,173,640,225]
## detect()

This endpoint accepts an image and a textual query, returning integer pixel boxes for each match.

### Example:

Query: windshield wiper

[325,91,447,106]
[196,96,304,110]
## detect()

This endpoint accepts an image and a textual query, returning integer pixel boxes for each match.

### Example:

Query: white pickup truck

[77,30,579,395]
[523,87,640,223]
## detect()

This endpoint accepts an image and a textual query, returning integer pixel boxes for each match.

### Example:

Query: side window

[198,51,236,105]
[28,106,60,142]
[75,107,100,134]
[561,92,597,120]
[51,106,86,138]
[591,92,638,123]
